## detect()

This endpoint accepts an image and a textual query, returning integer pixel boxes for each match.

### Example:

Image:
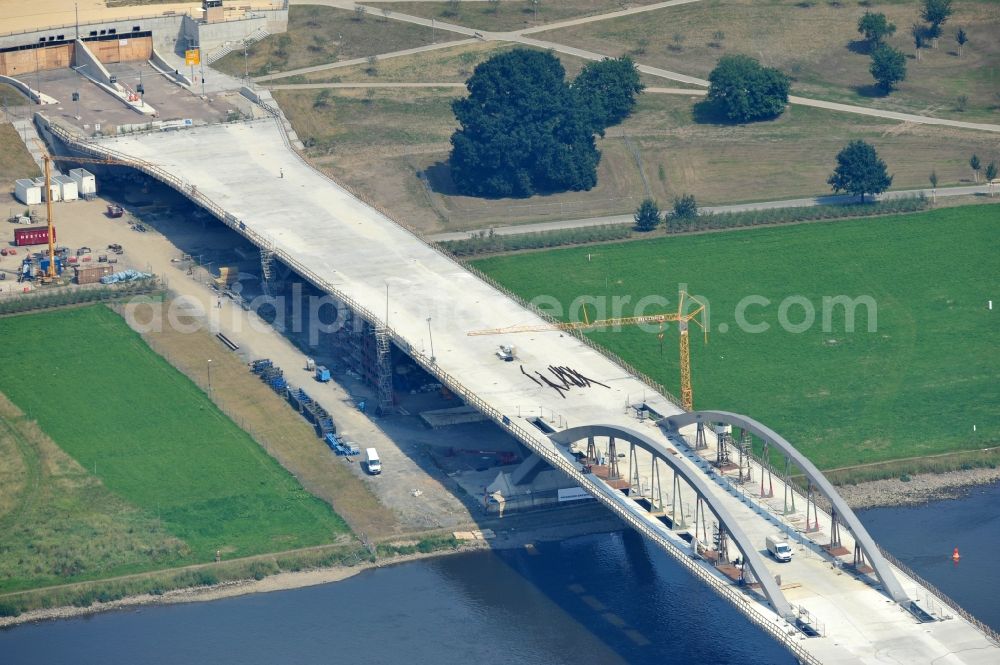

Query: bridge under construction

[36,112,1000,664]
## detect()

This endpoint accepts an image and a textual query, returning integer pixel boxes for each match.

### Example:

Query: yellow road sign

[185,48,200,66]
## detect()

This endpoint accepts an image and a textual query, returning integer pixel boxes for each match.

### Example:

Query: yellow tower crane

[468,291,708,411]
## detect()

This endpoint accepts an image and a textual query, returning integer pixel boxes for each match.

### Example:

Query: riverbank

[0,502,622,629]
[0,543,489,629]
[836,467,1000,510]
[4,469,997,629]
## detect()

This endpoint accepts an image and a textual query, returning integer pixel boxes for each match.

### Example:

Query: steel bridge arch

[550,424,794,620]
[661,411,908,604]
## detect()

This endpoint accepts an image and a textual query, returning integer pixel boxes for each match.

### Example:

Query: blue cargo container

[39,257,63,275]
[315,366,331,382]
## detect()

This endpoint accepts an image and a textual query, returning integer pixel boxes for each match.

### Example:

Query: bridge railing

[236,104,686,411]
[878,546,1000,646]
[45,114,821,662]
[395,353,821,665]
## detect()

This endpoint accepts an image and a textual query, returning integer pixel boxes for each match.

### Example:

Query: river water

[3,483,998,664]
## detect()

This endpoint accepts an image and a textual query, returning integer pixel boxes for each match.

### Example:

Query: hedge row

[439,224,632,257]
[0,280,161,316]
[665,195,929,233]
[439,197,930,257]
[0,543,374,617]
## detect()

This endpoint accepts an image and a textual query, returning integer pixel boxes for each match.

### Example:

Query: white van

[364,448,382,475]
[766,535,793,562]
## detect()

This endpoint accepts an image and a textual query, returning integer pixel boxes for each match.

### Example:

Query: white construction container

[69,168,97,195]
[14,179,41,205]
[53,174,79,201]
[33,177,60,202]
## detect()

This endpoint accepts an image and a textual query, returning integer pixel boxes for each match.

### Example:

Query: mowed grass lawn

[473,206,999,470]
[0,306,348,567]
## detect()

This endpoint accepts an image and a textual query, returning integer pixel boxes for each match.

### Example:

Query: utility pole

[34,48,41,105]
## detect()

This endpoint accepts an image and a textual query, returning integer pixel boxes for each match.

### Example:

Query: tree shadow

[854,84,890,98]
[690,99,789,125]
[847,39,872,55]
[691,99,741,125]
[423,161,460,197]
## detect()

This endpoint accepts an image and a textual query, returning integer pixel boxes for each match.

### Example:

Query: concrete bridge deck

[42,116,1000,664]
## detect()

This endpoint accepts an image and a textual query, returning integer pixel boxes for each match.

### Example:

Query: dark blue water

[1,530,793,665]
[3,483,997,664]
[858,481,1000,631]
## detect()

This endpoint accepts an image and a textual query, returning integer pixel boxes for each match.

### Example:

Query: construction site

[2,2,998,663]
[0,0,639,527]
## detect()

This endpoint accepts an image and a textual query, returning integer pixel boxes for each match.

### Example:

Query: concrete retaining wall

[0,16,190,54]
[73,40,114,87]
[196,16,268,53]
[0,75,57,104]
[149,49,192,86]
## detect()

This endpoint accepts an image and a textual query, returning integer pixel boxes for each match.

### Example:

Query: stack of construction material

[214,265,240,289]
[76,264,114,284]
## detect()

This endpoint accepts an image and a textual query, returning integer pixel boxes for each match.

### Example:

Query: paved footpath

[274,0,1000,134]
[426,185,994,242]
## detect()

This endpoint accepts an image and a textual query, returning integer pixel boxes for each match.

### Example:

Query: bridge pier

[329,309,396,413]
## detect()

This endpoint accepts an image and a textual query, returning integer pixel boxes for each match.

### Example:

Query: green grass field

[472,205,1000,470]
[0,306,348,590]
[0,393,189,594]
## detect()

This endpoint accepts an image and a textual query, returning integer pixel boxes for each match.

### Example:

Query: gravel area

[836,468,1000,510]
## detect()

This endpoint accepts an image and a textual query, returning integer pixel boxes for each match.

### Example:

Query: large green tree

[449,49,599,198]
[921,0,953,35]
[706,54,790,122]
[857,11,896,47]
[828,140,893,202]
[573,56,645,135]
[870,45,907,91]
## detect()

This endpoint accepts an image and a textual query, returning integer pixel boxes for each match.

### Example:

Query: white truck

[766,535,793,562]
[364,448,382,475]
